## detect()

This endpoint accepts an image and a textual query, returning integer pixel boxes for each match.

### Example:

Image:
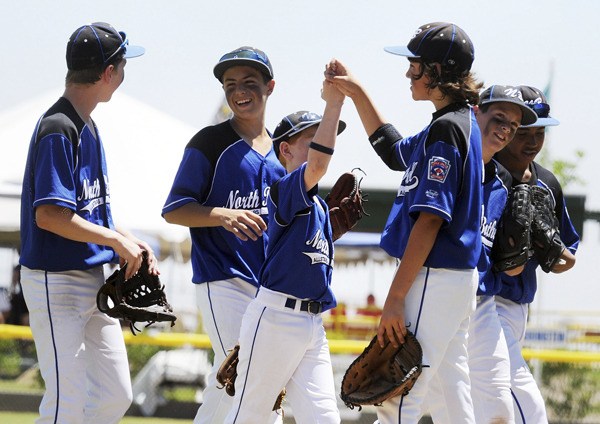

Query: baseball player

[225,71,345,423]
[428,85,538,423]
[328,22,484,424]
[19,22,155,424]
[494,86,579,423]
[162,47,285,424]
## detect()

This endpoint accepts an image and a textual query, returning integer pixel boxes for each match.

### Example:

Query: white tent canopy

[0,90,195,252]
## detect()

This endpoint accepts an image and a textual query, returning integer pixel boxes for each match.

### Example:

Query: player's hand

[220,208,267,241]
[136,242,159,276]
[377,294,407,348]
[322,59,346,103]
[325,59,363,99]
[113,235,145,280]
[321,77,345,105]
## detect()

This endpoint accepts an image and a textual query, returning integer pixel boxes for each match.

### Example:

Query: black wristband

[309,142,334,155]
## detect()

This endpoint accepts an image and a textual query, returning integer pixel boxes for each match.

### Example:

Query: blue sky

[1,0,599,206]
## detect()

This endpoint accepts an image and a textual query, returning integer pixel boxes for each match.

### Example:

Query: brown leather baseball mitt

[325,170,368,241]
[216,344,286,411]
[340,331,423,410]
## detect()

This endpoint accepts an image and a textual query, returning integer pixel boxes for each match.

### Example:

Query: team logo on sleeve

[428,156,451,183]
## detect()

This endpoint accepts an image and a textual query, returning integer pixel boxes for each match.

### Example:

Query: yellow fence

[2,323,600,363]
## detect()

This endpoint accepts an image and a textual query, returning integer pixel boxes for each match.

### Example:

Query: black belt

[284,298,323,314]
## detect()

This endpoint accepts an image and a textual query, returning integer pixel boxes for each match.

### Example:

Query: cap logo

[300,112,321,121]
[411,28,423,39]
[503,87,523,101]
[523,97,543,105]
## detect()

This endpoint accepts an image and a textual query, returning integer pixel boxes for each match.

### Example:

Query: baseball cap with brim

[479,85,538,126]
[272,111,346,157]
[518,85,559,127]
[213,46,274,82]
[66,22,145,71]
[385,22,475,74]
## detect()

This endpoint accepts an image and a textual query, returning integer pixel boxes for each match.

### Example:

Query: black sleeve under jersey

[368,123,404,171]
[532,162,565,222]
[493,161,513,188]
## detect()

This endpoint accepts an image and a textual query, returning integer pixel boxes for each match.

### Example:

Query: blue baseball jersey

[380,103,483,269]
[477,160,512,295]
[497,162,580,303]
[162,120,285,286]
[20,97,117,271]
[259,163,337,312]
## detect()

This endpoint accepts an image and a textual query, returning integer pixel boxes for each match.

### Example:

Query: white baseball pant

[194,278,282,424]
[21,266,132,424]
[225,287,340,424]
[428,295,514,423]
[374,266,478,424]
[496,296,549,424]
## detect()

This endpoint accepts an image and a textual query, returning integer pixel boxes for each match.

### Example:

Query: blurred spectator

[7,265,29,326]
[356,293,382,317]
[0,286,9,323]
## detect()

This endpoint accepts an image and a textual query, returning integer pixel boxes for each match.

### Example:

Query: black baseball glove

[340,331,423,410]
[96,251,176,334]
[530,185,566,273]
[325,170,368,241]
[491,184,534,272]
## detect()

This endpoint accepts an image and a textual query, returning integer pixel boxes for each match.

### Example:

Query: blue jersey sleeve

[162,147,213,214]
[270,163,316,225]
[409,140,461,223]
[33,135,78,210]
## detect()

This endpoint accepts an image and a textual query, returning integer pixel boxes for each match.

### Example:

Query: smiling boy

[162,47,286,424]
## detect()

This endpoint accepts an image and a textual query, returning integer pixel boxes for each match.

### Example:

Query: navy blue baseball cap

[479,85,538,126]
[517,86,559,127]
[213,46,274,82]
[272,111,346,157]
[385,22,475,74]
[66,22,145,71]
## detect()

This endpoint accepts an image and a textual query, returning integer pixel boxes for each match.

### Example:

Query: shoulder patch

[428,156,451,183]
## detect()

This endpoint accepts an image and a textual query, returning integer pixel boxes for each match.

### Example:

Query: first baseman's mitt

[96,251,176,335]
[325,170,368,241]
[340,331,423,410]
[216,344,286,411]
[530,185,565,273]
[491,184,534,272]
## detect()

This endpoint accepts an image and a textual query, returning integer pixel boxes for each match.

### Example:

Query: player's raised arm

[303,75,345,190]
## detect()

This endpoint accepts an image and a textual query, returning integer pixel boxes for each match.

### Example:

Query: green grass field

[0,411,192,423]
